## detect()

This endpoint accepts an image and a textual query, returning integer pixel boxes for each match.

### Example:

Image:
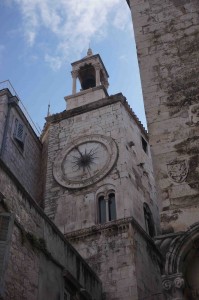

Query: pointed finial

[47,102,51,117]
[87,47,93,56]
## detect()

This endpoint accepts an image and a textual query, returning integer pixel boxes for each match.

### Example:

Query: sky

[0,0,146,134]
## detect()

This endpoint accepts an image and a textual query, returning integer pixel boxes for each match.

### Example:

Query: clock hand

[74,146,84,158]
[86,165,94,182]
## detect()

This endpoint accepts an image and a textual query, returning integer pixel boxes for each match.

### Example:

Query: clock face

[53,134,118,189]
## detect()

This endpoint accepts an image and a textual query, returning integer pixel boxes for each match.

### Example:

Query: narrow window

[143,203,155,237]
[98,193,116,224]
[108,193,116,221]
[13,118,26,150]
[141,136,148,154]
[99,196,106,224]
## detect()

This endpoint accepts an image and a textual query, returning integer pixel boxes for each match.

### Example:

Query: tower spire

[47,102,51,117]
[87,47,93,56]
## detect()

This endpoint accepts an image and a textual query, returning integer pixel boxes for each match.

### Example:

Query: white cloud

[119,54,128,62]
[45,54,62,71]
[11,0,130,70]
[113,6,130,30]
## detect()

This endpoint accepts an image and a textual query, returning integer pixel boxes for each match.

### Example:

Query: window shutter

[16,122,24,142]
[13,118,25,142]
[13,118,26,150]
[0,213,14,297]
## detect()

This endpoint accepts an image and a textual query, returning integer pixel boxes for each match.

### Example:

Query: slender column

[71,70,78,94]
[105,197,109,222]
[104,79,109,89]
[173,277,185,300]
[95,64,101,86]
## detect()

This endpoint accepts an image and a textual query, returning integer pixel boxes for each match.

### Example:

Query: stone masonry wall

[3,225,40,300]
[0,164,102,299]
[67,220,163,300]
[65,86,108,110]
[44,95,159,234]
[0,89,42,203]
[40,124,50,208]
[0,91,8,151]
[1,105,42,202]
[128,0,199,233]
[134,228,163,300]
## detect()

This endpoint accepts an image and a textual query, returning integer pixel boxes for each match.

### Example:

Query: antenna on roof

[47,101,51,117]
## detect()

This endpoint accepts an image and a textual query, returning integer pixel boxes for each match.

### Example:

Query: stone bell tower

[42,49,163,300]
[65,48,109,110]
[71,48,109,92]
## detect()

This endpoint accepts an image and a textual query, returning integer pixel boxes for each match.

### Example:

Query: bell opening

[79,64,96,91]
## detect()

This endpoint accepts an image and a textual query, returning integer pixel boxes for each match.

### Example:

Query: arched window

[98,192,116,224]
[143,203,155,237]
[108,193,116,221]
[99,196,106,224]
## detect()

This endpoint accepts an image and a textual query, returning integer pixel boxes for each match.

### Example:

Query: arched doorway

[162,223,199,300]
[184,244,199,299]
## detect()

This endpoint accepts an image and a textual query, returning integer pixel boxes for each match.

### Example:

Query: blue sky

[0,0,146,133]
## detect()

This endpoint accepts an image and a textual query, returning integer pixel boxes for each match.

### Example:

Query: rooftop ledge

[45,92,148,139]
[65,85,109,110]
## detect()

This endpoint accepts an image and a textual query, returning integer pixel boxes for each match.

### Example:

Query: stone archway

[184,247,199,299]
[162,222,199,300]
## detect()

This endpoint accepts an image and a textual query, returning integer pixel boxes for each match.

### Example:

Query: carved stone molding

[162,273,184,299]
[65,217,133,240]
[93,63,101,70]
[167,159,188,183]
[174,277,184,289]
[162,278,173,291]
[71,70,79,78]
[188,103,199,126]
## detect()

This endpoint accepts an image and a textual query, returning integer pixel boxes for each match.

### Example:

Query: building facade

[42,49,163,300]
[127,0,199,299]
[0,1,198,299]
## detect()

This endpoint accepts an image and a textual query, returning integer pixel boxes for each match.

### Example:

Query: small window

[141,136,148,154]
[98,193,116,224]
[143,203,155,237]
[108,193,116,221]
[99,196,106,224]
[13,118,26,150]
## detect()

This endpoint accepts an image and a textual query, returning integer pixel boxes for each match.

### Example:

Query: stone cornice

[45,93,148,139]
[0,88,15,99]
[65,216,162,258]
[122,96,148,138]
[64,85,109,101]
[65,217,132,239]
[46,93,121,123]
[71,54,109,77]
